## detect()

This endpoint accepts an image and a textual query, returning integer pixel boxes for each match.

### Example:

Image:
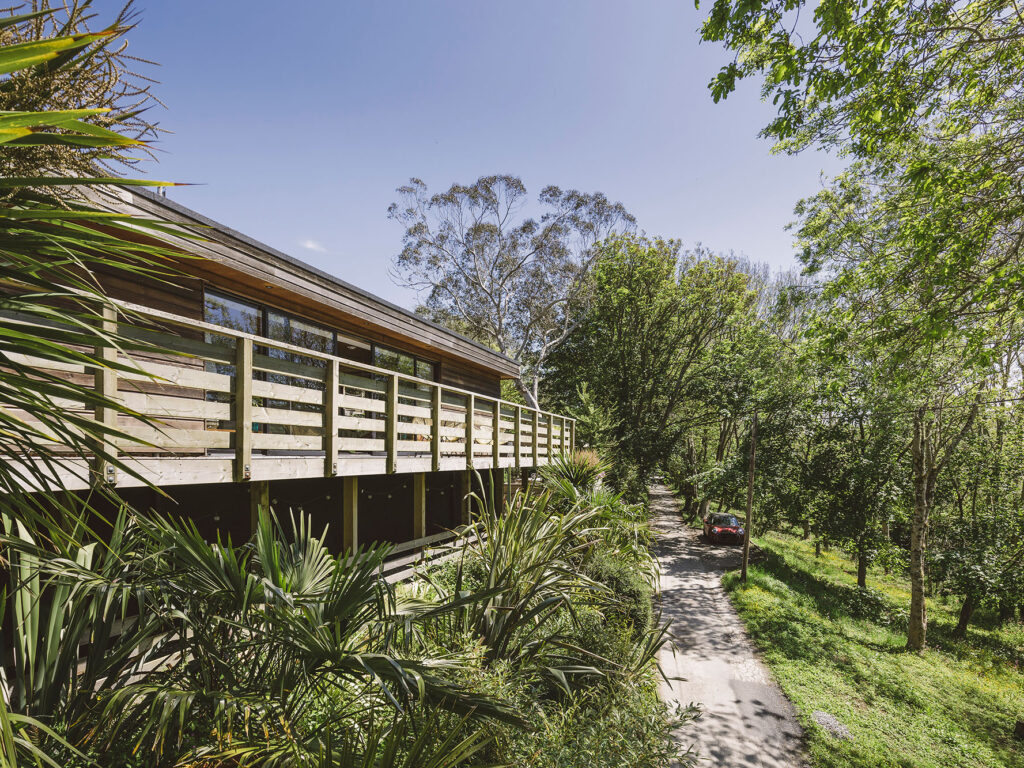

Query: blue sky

[122,0,839,307]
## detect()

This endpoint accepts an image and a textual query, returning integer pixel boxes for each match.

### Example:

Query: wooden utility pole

[741,411,758,583]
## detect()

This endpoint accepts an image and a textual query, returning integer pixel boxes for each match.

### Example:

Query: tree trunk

[999,598,1015,626]
[907,410,929,652]
[515,376,539,409]
[698,498,711,522]
[857,547,868,589]
[802,519,810,540]
[882,518,891,574]
[741,412,758,584]
[954,592,976,640]
[815,539,822,558]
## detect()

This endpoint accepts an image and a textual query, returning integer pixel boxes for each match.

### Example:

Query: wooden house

[14,186,574,554]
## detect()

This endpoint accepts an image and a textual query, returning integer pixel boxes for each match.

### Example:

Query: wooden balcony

[8,301,574,492]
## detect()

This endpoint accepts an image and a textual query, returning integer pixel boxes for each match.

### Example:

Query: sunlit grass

[722,533,1024,768]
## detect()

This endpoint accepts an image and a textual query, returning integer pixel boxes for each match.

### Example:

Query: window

[201,290,445,455]
[416,359,437,381]
[373,344,437,382]
[204,291,261,337]
[203,292,262,416]
[263,310,334,436]
[337,332,372,365]
[267,310,333,356]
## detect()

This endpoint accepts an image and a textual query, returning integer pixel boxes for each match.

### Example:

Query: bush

[585,550,654,638]
[566,607,636,671]
[540,449,609,493]
[604,460,650,505]
[499,681,698,768]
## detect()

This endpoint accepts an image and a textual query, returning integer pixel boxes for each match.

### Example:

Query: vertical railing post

[569,419,575,453]
[545,413,553,464]
[464,393,475,470]
[558,416,566,456]
[513,405,521,469]
[431,386,441,472]
[324,359,340,477]
[531,409,539,467]
[491,400,501,467]
[233,337,253,483]
[92,304,119,486]
[386,374,398,474]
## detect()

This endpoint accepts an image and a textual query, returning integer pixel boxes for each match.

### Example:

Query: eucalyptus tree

[388,175,634,407]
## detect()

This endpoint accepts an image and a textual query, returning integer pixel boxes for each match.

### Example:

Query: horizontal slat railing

[1,300,575,488]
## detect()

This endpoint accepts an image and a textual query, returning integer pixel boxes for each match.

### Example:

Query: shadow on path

[653,485,809,768]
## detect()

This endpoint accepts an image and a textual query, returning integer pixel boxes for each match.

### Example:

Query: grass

[721,532,1024,768]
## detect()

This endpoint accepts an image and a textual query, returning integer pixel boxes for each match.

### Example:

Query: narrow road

[652,486,808,768]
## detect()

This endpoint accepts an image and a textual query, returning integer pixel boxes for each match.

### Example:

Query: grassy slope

[722,533,1024,768]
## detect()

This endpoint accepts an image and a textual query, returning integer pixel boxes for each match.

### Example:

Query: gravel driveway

[651,486,809,768]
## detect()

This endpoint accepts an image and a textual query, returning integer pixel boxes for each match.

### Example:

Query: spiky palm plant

[0,4,184,510]
[0,6,190,764]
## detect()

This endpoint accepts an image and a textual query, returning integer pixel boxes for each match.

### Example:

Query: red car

[703,513,745,545]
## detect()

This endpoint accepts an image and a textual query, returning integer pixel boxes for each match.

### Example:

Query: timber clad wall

[440,359,501,399]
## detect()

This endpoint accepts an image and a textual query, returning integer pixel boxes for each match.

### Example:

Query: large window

[373,345,437,382]
[204,292,262,337]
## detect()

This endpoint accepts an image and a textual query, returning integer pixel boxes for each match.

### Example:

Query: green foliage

[565,382,619,454]
[584,550,653,639]
[539,449,609,494]
[546,234,756,498]
[0,2,184,523]
[498,681,698,768]
[724,533,1024,768]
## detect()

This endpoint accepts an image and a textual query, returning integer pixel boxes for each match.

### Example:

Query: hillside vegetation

[724,534,1024,768]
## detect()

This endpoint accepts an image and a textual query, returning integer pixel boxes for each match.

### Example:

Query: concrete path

[652,486,808,768]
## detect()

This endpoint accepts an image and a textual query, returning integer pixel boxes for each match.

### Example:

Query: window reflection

[201,290,441,454]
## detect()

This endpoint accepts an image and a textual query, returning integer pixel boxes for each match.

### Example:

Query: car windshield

[711,514,740,527]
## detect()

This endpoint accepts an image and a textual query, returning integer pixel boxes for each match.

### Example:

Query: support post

[513,405,522,469]
[431,386,441,472]
[569,419,575,453]
[385,374,398,474]
[464,393,475,470]
[460,470,472,525]
[92,304,119,486]
[531,409,539,467]
[413,473,426,540]
[342,476,358,553]
[324,360,340,477]
[249,480,269,534]
[491,400,501,467]
[545,413,553,465]
[233,337,253,483]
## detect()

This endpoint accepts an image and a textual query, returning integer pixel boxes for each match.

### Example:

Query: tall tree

[545,234,752,497]
[388,175,634,407]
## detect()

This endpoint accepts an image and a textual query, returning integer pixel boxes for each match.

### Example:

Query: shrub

[540,449,609,493]
[567,607,636,671]
[585,550,654,638]
[499,681,699,768]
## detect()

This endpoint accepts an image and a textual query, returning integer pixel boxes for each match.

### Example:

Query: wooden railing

[5,301,575,491]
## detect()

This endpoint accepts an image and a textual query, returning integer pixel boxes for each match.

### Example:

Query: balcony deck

[7,302,574,493]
